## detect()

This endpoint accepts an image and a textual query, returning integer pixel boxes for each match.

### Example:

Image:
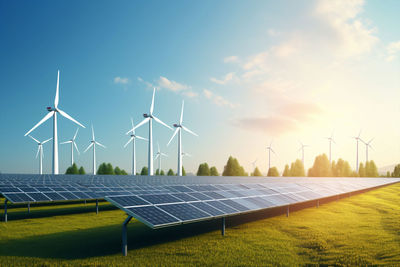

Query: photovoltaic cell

[126,206,180,227]
[158,203,210,221]
[139,194,183,204]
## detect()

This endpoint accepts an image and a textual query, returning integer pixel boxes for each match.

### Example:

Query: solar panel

[126,206,180,227]
[158,203,211,222]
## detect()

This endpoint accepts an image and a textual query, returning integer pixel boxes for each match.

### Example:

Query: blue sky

[1,0,399,175]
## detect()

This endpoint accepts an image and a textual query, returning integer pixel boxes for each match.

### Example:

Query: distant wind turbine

[361,137,374,162]
[167,100,198,176]
[352,130,362,172]
[84,125,106,175]
[28,135,52,174]
[133,88,172,175]
[325,131,336,162]
[298,141,309,167]
[125,118,148,175]
[60,128,80,166]
[24,70,85,174]
[251,159,258,170]
[266,141,276,170]
[155,142,168,174]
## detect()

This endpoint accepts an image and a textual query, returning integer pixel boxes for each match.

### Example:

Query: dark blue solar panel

[27,192,50,202]
[43,192,65,201]
[187,192,213,201]
[59,192,80,200]
[158,203,210,221]
[202,191,226,200]
[1,187,21,193]
[127,206,180,227]
[170,193,198,202]
[71,191,92,199]
[169,185,193,193]
[4,193,33,203]
[190,201,225,216]
[221,199,250,212]
[246,197,275,208]
[108,195,149,207]
[139,194,182,204]
[205,200,238,214]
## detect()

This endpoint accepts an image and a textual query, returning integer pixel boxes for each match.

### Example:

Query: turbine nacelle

[173,124,180,128]
[47,107,55,112]
[143,113,152,118]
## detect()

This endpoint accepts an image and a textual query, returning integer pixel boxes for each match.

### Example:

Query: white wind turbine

[28,135,52,174]
[298,141,309,167]
[155,142,168,174]
[325,131,336,163]
[167,100,198,176]
[251,159,258,170]
[361,137,374,162]
[266,141,276,171]
[24,70,85,174]
[84,125,106,175]
[133,88,172,175]
[125,118,148,175]
[352,130,362,172]
[60,128,80,166]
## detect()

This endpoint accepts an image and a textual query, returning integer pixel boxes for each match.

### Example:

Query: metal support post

[221,217,225,236]
[96,199,99,214]
[122,215,133,256]
[28,202,30,214]
[286,206,289,217]
[4,199,7,223]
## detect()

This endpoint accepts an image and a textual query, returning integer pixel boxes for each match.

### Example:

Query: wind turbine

[167,100,198,176]
[24,70,85,174]
[84,125,106,175]
[251,159,258,170]
[361,138,374,162]
[133,88,172,175]
[352,130,362,172]
[155,142,168,174]
[125,118,148,175]
[28,135,52,174]
[298,141,309,167]
[266,141,276,171]
[325,131,336,162]
[60,128,80,166]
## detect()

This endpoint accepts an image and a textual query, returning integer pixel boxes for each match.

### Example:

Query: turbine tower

[24,70,85,174]
[266,141,276,171]
[167,100,198,176]
[325,131,335,162]
[125,118,148,175]
[155,142,168,174]
[298,141,309,167]
[60,128,80,166]
[352,130,362,172]
[84,125,105,175]
[361,138,374,162]
[134,88,172,176]
[28,135,52,174]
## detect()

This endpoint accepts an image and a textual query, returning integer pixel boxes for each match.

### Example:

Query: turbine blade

[135,136,148,141]
[42,137,52,144]
[155,154,159,160]
[73,128,79,140]
[84,143,93,153]
[182,125,198,136]
[150,87,155,114]
[91,125,95,140]
[124,137,133,148]
[54,70,60,108]
[132,117,150,132]
[96,141,106,148]
[167,128,179,146]
[28,135,40,143]
[368,137,374,144]
[180,100,184,124]
[157,141,160,153]
[74,141,80,155]
[60,141,72,145]
[24,111,54,136]
[57,109,85,128]
[153,115,173,130]
[36,146,40,158]
[161,153,168,157]
[129,117,135,134]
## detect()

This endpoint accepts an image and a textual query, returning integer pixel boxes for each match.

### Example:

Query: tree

[282,164,290,177]
[391,164,400,177]
[160,170,165,176]
[182,167,186,176]
[365,160,378,177]
[386,171,391,177]
[267,167,279,177]
[120,169,128,175]
[222,156,248,176]
[65,163,79,174]
[167,169,174,176]
[106,163,114,175]
[97,163,106,174]
[252,167,262,176]
[140,166,148,175]
[290,159,305,176]
[78,166,86,175]
[358,163,366,177]
[197,163,210,176]
[155,169,160,175]
[114,166,122,175]
[331,158,352,177]
[308,154,332,177]
[210,166,219,176]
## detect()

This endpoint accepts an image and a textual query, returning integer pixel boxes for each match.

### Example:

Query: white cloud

[114,76,130,84]
[203,89,237,108]
[386,41,400,62]
[158,76,190,92]
[210,72,236,85]
[182,90,198,98]
[224,56,239,63]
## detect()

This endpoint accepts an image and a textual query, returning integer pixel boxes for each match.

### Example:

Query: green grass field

[1,183,399,266]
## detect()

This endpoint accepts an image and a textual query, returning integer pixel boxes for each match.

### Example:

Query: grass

[0,183,399,266]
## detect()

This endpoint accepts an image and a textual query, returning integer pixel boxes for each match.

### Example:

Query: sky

[0,0,399,175]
